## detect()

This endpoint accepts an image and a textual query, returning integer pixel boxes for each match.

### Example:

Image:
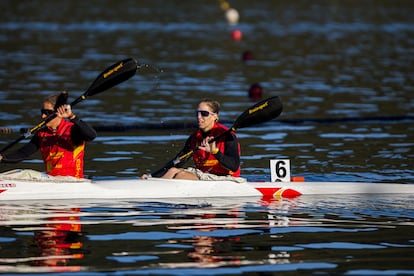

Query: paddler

[0,92,96,178]
[148,98,243,181]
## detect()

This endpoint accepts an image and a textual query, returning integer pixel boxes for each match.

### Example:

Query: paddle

[0,58,138,154]
[54,90,69,110]
[151,96,283,177]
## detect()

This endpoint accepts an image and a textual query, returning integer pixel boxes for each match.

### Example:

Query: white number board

[270,159,291,182]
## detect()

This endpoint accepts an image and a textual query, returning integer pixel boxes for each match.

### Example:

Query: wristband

[211,148,219,155]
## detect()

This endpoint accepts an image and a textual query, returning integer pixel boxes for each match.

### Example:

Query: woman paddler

[147,98,243,181]
[0,92,96,178]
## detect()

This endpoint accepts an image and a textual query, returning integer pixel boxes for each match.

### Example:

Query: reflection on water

[1,195,413,274]
[31,208,83,268]
[0,206,84,273]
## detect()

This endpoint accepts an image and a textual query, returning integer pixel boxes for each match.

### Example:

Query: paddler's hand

[199,136,219,154]
[56,105,76,120]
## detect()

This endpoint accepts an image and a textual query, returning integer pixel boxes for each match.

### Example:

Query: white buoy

[225,8,239,25]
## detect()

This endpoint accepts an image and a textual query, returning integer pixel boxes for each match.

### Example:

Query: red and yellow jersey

[38,120,85,178]
[190,123,240,177]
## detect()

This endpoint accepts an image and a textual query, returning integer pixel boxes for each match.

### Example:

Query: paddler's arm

[0,135,40,163]
[68,112,97,145]
[211,132,240,172]
[70,116,97,143]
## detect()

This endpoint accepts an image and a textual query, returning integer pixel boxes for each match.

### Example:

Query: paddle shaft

[0,58,137,154]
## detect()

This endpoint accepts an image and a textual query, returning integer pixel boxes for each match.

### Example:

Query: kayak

[1,169,413,201]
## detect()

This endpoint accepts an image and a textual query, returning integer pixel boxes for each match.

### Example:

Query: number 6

[270,159,291,182]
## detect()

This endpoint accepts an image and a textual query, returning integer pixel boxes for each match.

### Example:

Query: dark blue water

[0,0,414,274]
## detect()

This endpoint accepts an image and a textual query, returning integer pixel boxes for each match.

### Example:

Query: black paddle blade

[232,96,283,130]
[54,91,68,110]
[86,58,138,97]
[70,58,138,106]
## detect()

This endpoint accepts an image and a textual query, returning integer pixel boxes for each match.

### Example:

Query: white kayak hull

[1,171,413,201]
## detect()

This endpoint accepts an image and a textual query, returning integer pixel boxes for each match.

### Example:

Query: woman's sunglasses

[195,110,215,117]
[40,109,55,116]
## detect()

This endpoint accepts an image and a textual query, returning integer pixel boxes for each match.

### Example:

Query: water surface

[1,195,413,275]
[0,0,413,274]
